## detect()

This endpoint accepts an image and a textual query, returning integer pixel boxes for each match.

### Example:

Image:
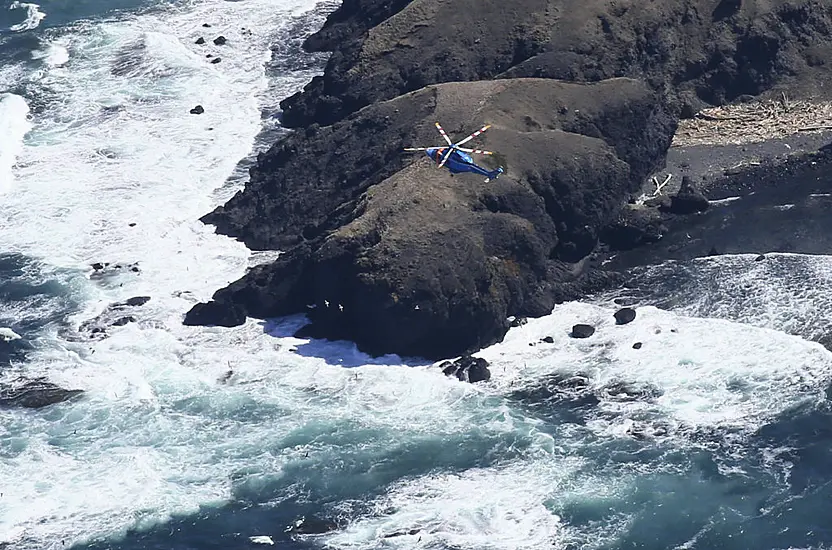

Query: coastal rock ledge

[187,77,674,358]
[186,0,832,360]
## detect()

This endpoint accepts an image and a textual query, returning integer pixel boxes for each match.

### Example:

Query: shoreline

[600,137,832,272]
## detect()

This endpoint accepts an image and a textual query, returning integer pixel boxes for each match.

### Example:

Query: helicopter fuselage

[426,147,494,176]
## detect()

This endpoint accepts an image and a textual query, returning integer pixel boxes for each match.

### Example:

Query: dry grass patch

[673,94,832,147]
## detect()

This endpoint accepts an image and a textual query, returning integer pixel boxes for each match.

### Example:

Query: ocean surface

[2,1,832,549]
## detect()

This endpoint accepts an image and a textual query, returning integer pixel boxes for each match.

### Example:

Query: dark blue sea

[3,1,832,549]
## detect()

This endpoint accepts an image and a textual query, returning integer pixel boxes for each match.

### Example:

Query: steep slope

[191,78,676,358]
[280,0,832,127]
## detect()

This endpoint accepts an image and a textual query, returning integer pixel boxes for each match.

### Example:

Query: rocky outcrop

[0,378,83,409]
[190,0,832,360]
[280,0,832,128]
[440,355,491,383]
[197,78,674,358]
[61,296,151,341]
[659,176,710,215]
[614,307,636,325]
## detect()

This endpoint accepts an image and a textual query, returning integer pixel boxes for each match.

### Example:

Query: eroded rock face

[281,0,832,128]
[196,78,675,359]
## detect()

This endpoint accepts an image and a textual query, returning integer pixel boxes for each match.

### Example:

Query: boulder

[614,307,636,325]
[213,35,227,45]
[189,105,204,115]
[660,176,710,215]
[600,204,666,250]
[571,324,595,338]
[439,355,491,383]
[183,300,246,327]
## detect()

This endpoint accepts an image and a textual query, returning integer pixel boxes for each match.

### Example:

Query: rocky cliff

[187,0,832,359]
[280,0,832,127]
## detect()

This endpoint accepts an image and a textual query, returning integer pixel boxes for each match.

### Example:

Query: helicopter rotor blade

[454,124,491,147]
[457,148,494,155]
[403,147,431,151]
[434,122,453,146]
[437,147,454,169]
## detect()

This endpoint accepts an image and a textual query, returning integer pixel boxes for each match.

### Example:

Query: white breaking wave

[0,0,327,547]
[621,253,832,344]
[315,302,832,550]
[30,43,69,67]
[0,327,22,340]
[8,1,45,31]
[479,302,832,437]
[0,93,32,194]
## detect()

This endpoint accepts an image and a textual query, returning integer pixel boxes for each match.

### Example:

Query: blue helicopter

[404,122,504,182]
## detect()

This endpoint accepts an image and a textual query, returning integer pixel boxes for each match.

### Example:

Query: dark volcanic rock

[302,0,413,53]
[280,0,832,128]
[192,0,832,360]
[189,105,204,115]
[440,355,491,383]
[660,176,710,215]
[614,307,636,325]
[509,316,527,327]
[197,78,673,358]
[65,295,151,341]
[183,300,246,327]
[600,204,666,251]
[604,147,832,268]
[286,516,339,535]
[212,35,227,45]
[195,37,205,44]
[0,378,83,409]
[571,324,595,338]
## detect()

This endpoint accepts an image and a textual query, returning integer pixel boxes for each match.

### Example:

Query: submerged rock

[0,378,83,409]
[64,295,151,341]
[439,355,491,383]
[571,324,595,338]
[285,516,339,535]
